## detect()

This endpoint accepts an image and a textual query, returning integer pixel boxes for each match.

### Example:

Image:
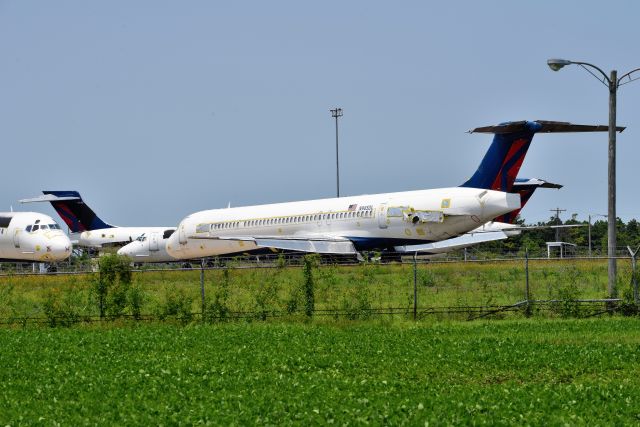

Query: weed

[158,286,194,324]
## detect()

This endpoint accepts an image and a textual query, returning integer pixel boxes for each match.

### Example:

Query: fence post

[628,246,640,305]
[413,252,418,321]
[200,258,206,319]
[525,248,531,317]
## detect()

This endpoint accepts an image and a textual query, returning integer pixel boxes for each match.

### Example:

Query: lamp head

[547,58,572,71]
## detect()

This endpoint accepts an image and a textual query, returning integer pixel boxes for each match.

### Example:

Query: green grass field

[1,319,639,425]
[0,258,634,324]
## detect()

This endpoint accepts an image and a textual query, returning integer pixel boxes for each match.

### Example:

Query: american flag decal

[348,204,357,211]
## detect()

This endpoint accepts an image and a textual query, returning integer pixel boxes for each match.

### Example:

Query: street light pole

[608,69,618,298]
[330,108,343,198]
[547,59,639,299]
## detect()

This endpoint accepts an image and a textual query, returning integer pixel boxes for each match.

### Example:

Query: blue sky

[1,1,639,226]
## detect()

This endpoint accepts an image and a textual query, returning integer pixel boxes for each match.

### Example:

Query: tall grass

[0,258,635,325]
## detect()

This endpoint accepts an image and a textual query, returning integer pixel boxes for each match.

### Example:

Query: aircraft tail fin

[42,191,114,232]
[460,120,623,193]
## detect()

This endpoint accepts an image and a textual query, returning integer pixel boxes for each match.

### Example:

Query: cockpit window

[40,225,49,230]
[163,229,175,239]
[136,233,147,242]
[32,225,39,231]
[26,225,32,232]
[49,224,61,230]
[0,216,11,228]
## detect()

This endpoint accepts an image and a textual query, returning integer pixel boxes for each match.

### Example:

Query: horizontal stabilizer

[513,178,562,190]
[19,194,81,203]
[470,120,625,134]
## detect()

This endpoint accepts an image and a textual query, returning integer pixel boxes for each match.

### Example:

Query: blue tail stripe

[460,121,541,191]
[43,191,114,231]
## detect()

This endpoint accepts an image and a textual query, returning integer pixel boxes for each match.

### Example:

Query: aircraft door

[378,203,389,229]
[13,229,20,248]
[149,232,159,252]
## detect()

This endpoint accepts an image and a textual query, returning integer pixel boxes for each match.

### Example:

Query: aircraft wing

[189,234,359,255]
[394,231,509,254]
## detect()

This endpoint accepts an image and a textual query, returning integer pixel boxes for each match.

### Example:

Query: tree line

[477,216,640,256]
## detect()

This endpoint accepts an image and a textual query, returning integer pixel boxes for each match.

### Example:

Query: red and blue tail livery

[460,120,623,193]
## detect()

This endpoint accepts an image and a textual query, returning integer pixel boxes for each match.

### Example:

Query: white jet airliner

[166,188,517,260]
[118,177,558,262]
[0,212,71,262]
[20,191,176,250]
[165,120,619,260]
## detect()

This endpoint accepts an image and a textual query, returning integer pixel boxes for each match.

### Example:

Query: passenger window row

[198,210,372,232]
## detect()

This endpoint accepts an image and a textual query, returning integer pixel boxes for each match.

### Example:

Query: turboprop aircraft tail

[42,191,114,232]
[460,120,623,193]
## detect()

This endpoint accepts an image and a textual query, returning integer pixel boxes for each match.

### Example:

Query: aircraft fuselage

[166,187,520,260]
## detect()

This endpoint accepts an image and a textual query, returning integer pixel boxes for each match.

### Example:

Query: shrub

[158,286,194,324]
[42,290,82,327]
[253,278,280,321]
[204,268,231,323]
[93,254,134,319]
[341,284,372,320]
[550,282,581,318]
[302,254,319,317]
[128,284,144,320]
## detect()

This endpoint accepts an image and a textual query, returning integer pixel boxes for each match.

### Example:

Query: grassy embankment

[0,258,634,323]
[1,318,639,424]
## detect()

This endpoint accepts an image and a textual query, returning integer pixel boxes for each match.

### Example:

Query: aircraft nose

[117,246,132,257]
[48,236,72,261]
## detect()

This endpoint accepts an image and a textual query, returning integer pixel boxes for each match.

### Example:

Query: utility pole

[550,207,566,241]
[330,108,343,198]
